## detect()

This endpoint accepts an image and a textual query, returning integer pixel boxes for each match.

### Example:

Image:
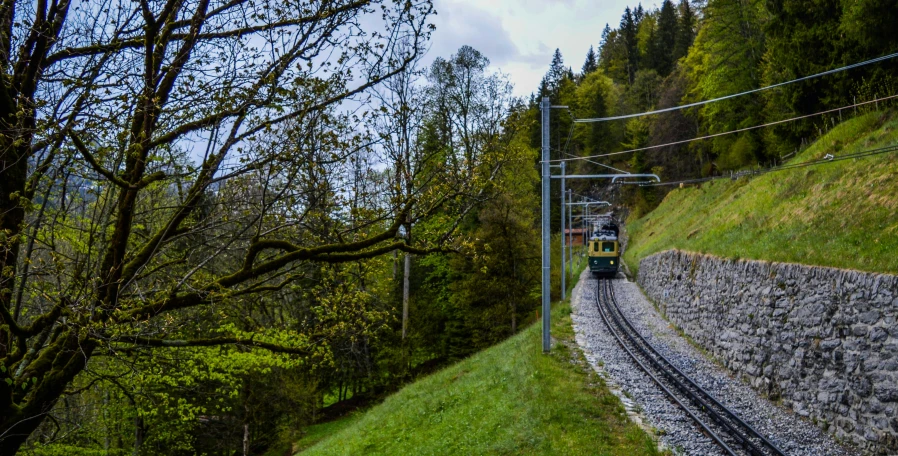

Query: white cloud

[427,0,521,66]
[425,0,637,97]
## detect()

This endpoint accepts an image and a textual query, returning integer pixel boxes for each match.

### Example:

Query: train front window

[602,242,615,252]
[593,241,599,252]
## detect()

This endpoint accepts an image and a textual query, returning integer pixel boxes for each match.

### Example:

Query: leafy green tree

[628,70,664,112]
[400,45,520,366]
[0,0,444,452]
[761,0,898,154]
[683,0,767,169]
[599,25,630,84]
[649,68,702,180]
[577,72,616,157]
[636,12,658,73]
[840,0,898,57]
[761,0,841,153]
[446,109,539,350]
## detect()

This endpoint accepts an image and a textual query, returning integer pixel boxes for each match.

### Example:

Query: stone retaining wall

[637,250,898,454]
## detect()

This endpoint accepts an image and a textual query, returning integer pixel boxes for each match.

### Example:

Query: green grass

[624,109,898,276]
[298,262,662,456]
[277,414,364,455]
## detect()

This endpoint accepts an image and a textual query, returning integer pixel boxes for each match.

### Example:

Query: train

[588,220,620,277]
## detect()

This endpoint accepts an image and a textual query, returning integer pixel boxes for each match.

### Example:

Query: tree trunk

[511,304,517,334]
[402,253,411,340]
[511,259,518,334]
[392,250,398,279]
[243,422,249,456]
[0,332,96,454]
[0,140,27,361]
[134,415,145,456]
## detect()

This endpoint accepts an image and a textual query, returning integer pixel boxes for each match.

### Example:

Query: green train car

[588,222,620,277]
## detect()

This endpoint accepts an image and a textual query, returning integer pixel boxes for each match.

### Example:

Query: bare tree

[0,0,436,451]
[371,45,517,344]
[371,45,425,341]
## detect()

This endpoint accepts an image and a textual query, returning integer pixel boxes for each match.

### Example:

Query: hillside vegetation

[298,271,662,456]
[624,109,898,275]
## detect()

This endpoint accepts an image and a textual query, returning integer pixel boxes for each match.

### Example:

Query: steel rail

[604,282,786,455]
[591,279,738,456]
[594,279,785,455]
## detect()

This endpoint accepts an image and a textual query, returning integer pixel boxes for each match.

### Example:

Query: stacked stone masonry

[637,250,898,455]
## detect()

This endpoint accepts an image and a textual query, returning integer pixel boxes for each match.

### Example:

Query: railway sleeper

[594,278,783,456]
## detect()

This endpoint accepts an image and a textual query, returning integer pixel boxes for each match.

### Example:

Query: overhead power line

[548,93,898,163]
[573,51,898,123]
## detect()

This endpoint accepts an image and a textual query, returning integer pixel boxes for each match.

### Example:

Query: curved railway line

[592,278,787,456]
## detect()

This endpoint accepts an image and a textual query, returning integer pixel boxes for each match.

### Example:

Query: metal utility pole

[541,97,551,353]
[568,188,573,274]
[560,161,566,301]
[585,201,590,237]
[580,198,585,247]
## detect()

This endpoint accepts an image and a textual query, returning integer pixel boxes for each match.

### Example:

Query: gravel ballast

[570,268,859,456]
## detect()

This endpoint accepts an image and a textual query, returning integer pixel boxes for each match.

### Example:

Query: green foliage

[620,7,640,84]
[582,45,599,75]
[26,445,129,456]
[673,0,697,62]
[577,72,616,155]
[684,0,767,169]
[28,260,393,455]
[599,25,630,84]
[653,0,680,77]
[761,0,898,154]
[716,134,759,170]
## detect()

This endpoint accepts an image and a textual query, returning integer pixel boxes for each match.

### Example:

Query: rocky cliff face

[638,250,898,454]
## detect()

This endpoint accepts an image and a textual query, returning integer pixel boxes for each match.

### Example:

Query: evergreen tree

[634,3,646,24]
[620,7,639,83]
[653,0,679,76]
[673,0,696,61]
[599,26,629,84]
[547,48,566,92]
[582,45,598,75]
[598,23,612,71]
[840,0,898,59]
[762,0,859,153]
[537,75,550,98]
[637,12,658,73]
[582,74,611,154]
[600,23,612,49]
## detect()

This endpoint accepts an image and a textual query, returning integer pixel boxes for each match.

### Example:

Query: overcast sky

[424,0,650,98]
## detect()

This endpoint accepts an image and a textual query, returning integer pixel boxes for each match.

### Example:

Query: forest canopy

[532,0,897,217]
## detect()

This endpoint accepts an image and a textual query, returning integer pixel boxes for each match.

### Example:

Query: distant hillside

[624,109,898,275]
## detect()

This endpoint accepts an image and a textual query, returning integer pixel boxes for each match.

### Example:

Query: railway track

[592,278,786,456]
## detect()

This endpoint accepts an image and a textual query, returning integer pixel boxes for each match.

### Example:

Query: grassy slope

[625,109,898,276]
[299,261,661,456]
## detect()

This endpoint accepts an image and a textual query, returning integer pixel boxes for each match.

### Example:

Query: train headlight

[610,260,614,264]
